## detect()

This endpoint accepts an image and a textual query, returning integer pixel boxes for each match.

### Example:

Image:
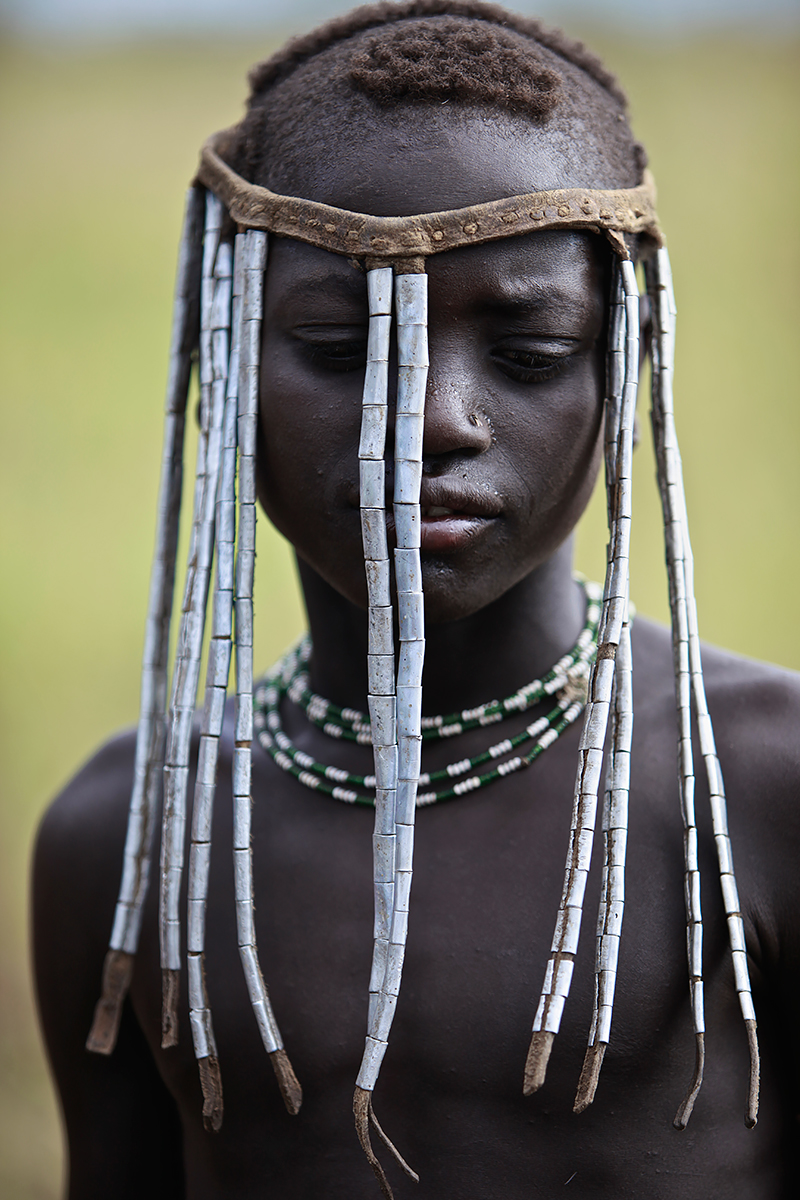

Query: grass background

[0,24,798,1197]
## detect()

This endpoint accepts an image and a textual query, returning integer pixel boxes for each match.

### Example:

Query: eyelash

[299,339,574,383]
[491,348,568,385]
[300,340,368,373]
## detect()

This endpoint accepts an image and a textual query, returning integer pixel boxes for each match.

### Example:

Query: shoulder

[33,730,188,1199]
[630,614,800,761]
[35,728,138,893]
[33,728,141,1025]
[631,616,800,942]
[685,633,799,810]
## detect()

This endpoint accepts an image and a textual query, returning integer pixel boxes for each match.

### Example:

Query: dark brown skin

[34,107,800,1199]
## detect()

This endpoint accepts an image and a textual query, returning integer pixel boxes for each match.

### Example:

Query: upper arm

[712,661,800,1121]
[32,739,186,1200]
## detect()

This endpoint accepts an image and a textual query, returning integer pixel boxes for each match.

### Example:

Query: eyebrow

[487,269,587,301]
[478,286,589,325]
[279,269,368,308]
[278,268,589,328]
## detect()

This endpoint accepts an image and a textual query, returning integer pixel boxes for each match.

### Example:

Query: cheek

[258,341,358,493]
[255,337,363,570]
[490,363,605,526]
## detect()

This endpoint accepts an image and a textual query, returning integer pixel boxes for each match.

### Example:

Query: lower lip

[418,514,495,552]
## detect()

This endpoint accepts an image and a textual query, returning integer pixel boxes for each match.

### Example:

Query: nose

[419,350,493,464]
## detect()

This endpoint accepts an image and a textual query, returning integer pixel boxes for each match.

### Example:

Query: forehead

[272,105,625,217]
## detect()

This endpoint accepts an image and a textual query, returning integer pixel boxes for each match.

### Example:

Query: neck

[296,540,586,716]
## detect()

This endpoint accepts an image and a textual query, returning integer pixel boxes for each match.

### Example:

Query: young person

[33,4,800,1197]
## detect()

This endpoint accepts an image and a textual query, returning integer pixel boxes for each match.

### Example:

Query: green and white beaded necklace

[253,580,602,807]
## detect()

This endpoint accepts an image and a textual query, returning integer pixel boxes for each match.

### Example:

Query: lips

[347,476,502,551]
[417,480,502,521]
[410,481,502,552]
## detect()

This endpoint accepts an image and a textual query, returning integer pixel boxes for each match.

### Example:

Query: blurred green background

[0,16,798,1198]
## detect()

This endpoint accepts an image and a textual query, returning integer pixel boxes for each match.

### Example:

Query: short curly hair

[229,1,647,198]
[348,16,561,117]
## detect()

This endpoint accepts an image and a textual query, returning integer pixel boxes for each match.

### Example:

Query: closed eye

[294,330,368,373]
[490,339,581,385]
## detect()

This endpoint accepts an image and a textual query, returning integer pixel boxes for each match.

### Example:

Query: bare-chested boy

[33,3,800,1197]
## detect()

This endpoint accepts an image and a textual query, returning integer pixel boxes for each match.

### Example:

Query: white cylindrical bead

[372,744,398,790]
[727,915,746,954]
[397,638,425,688]
[366,314,391,361]
[369,939,388,995]
[203,686,226,737]
[394,503,421,548]
[356,1037,389,1092]
[551,905,583,956]
[396,686,422,733]
[395,779,417,825]
[373,791,396,836]
[368,655,395,696]
[368,606,394,655]
[367,267,393,315]
[361,509,389,561]
[359,405,388,461]
[365,559,391,607]
[373,834,396,884]
[394,870,412,913]
[395,824,414,872]
[398,593,424,643]
[719,873,741,915]
[396,366,426,415]
[394,274,428,323]
[383,942,406,996]
[396,324,429,367]
[394,548,422,595]
[395,458,423,503]
[359,459,385,509]
[395,412,424,462]
[398,736,422,781]
[368,695,397,747]
[374,882,394,939]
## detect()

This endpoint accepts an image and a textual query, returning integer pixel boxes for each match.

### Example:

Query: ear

[632,291,652,450]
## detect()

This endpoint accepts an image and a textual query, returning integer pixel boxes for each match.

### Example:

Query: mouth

[420,505,456,518]
[348,477,502,552]
[417,512,493,551]
[413,485,502,551]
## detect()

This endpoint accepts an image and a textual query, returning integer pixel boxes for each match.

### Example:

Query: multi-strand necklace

[253,579,602,807]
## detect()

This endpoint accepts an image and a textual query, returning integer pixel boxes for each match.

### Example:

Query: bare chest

[130,728,780,1198]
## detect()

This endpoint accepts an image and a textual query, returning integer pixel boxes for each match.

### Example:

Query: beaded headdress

[85,12,759,1198]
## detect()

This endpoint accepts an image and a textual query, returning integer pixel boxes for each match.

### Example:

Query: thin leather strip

[196,128,662,262]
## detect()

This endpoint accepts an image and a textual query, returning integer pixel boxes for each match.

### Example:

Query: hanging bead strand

[646,247,706,1129]
[159,193,227,1048]
[354,268,428,1199]
[524,258,639,1096]
[185,237,241,1133]
[647,247,759,1128]
[233,230,301,1115]
[574,617,632,1112]
[358,266,397,1037]
[87,186,204,1055]
[573,265,634,1111]
[603,268,625,524]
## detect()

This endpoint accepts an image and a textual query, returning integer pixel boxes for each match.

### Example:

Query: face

[257,110,609,623]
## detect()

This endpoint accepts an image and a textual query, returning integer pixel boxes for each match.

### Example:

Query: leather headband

[196,126,663,265]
